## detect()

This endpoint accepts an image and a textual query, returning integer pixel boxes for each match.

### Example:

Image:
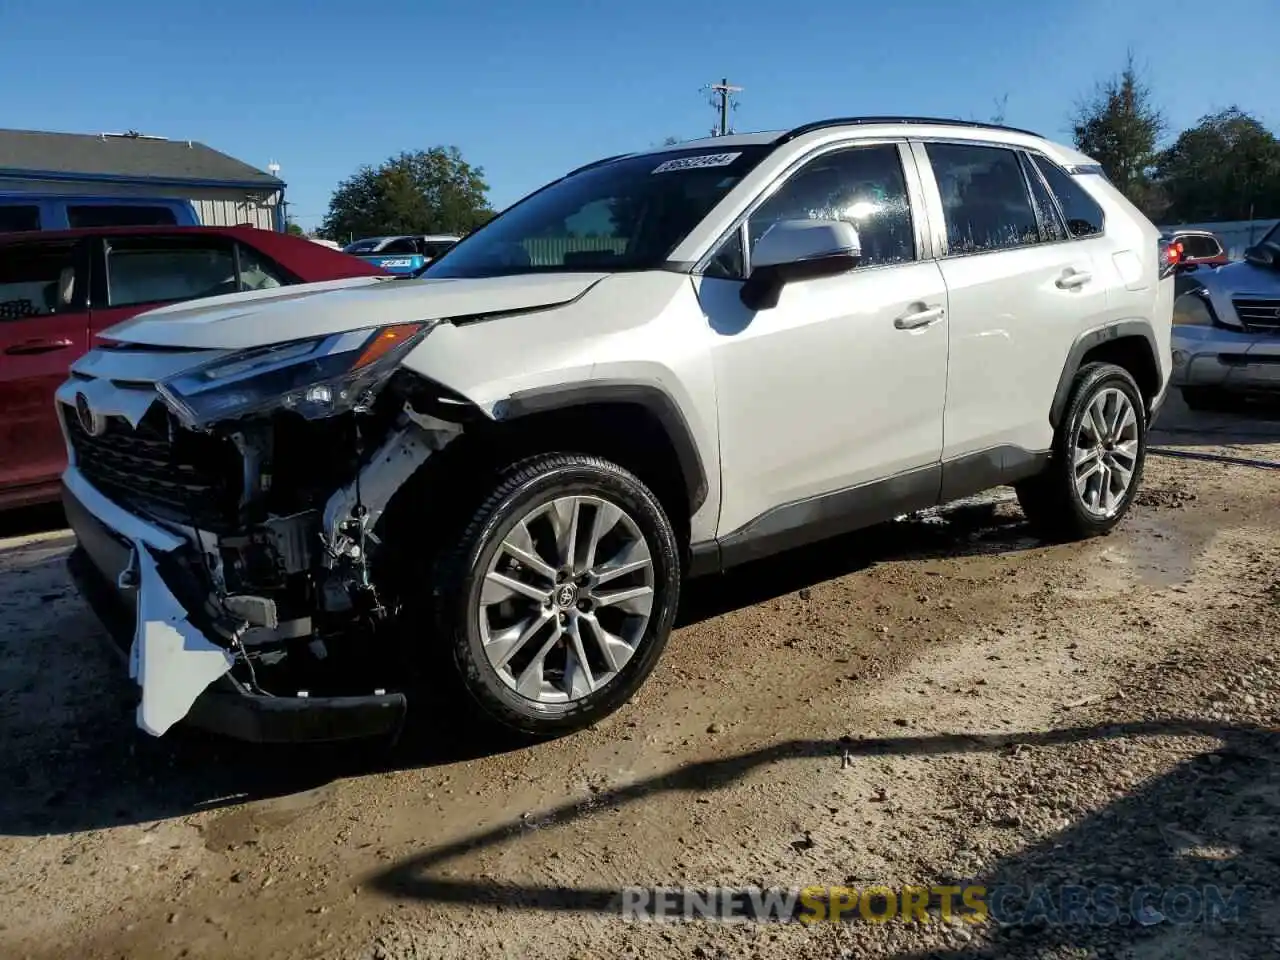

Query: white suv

[58,117,1175,743]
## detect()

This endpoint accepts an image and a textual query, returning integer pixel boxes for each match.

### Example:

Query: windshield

[344,239,383,254]
[423,146,771,278]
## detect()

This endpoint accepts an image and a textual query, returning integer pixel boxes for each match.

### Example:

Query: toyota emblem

[75,392,107,437]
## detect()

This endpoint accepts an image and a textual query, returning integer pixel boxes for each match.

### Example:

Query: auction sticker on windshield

[652,152,741,173]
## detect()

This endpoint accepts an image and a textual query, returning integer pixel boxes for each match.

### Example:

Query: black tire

[428,452,681,739]
[1016,362,1147,542]
[1181,386,1244,413]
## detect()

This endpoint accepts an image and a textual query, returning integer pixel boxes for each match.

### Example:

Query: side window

[422,240,456,259]
[0,205,41,232]
[236,244,289,291]
[379,238,418,254]
[105,238,238,307]
[1030,156,1105,238]
[1020,154,1067,242]
[924,142,1042,254]
[68,205,179,229]
[0,243,80,321]
[744,144,915,270]
[705,227,745,280]
[1180,235,1218,259]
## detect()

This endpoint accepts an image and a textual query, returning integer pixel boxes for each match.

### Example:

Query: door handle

[3,338,74,356]
[894,305,945,330]
[1056,269,1093,290]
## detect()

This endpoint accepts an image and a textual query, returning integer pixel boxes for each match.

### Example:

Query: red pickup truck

[0,225,386,510]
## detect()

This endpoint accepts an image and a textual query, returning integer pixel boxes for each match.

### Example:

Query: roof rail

[773,116,1043,145]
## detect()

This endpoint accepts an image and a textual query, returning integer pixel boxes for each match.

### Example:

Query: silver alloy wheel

[1072,386,1139,518]
[477,495,655,704]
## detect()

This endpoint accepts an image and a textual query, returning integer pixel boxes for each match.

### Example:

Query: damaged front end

[59,321,469,742]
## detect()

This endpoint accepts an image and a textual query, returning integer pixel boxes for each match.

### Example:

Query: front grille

[1232,297,1280,334]
[64,401,244,531]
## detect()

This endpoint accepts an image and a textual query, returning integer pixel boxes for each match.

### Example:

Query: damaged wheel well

[373,399,696,584]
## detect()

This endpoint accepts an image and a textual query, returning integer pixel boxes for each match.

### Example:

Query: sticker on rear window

[652,152,741,173]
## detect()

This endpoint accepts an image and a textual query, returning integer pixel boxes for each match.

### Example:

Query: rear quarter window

[1030,156,1105,238]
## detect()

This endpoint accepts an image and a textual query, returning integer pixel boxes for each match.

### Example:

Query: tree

[990,94,1009,126]
[1072,54,1166,217]
[285,220,306,237]
[1155,108,1280,222]
[319,146,492,242]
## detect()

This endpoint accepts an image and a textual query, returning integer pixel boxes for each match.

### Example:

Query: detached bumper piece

[63,479,408,744]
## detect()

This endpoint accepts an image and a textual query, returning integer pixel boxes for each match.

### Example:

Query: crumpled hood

[101,272,609,350]
[1196,258,1280,295]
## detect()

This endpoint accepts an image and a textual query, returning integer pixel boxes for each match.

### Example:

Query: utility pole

[707,77,743,136]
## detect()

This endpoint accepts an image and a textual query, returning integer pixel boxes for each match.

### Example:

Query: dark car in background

[0,225,389,510]
[342,234,459,274]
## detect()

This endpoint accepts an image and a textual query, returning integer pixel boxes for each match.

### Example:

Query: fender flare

[495,379,709,514]
[1048,320,1161,428]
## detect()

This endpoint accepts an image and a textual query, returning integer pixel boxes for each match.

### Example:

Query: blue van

[0,194,199,233]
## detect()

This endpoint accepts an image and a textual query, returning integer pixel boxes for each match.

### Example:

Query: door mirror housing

[740,219,861,310]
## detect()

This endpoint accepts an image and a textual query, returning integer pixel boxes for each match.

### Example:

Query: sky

[1,0,1277,232]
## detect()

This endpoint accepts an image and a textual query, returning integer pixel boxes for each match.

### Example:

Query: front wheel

[430,453,681,738]
[1016,362,1147,542]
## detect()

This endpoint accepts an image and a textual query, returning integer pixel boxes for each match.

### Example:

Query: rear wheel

[429,453,681,738]
[1017,362,1147,542]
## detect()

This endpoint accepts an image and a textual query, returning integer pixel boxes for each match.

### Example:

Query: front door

[0,239,90,496]
[695,141,949,541]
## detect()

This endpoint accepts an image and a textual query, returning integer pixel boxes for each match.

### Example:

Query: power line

[705,77,743,137]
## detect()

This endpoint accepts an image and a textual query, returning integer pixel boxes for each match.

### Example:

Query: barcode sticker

[651,152,741,173]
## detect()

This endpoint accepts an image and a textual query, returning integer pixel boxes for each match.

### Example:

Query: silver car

[1171,221,1280,409]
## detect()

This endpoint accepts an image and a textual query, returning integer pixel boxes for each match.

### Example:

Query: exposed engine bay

[58,323,481,736]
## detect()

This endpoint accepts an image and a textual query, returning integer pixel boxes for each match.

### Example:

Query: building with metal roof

[0,128,286,231]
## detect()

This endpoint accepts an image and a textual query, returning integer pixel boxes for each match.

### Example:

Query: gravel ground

[1,393,1278,960]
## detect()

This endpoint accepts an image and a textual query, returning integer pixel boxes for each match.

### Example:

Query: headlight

[1172,291,1215,327]
[157,322,433,430]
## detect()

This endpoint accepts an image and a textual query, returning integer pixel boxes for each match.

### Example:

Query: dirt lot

[2,394,1279,960]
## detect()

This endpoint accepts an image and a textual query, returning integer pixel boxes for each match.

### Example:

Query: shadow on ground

[0,495,1033,838]
[0,502,67,539]
[1151,391,1280,450]
[362,720,1278,958]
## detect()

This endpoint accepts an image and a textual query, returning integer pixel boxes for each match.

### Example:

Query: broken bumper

[62,471,408,744]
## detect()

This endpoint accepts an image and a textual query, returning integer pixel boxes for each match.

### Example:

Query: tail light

[1159,238,1183,278]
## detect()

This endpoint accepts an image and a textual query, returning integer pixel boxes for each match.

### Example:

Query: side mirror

[740,219,861,311]
[1244,243,1278,268]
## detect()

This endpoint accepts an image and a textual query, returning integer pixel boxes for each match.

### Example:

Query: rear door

[0,239,91,493]
[914,140,1110,465]
[88,232,241,338]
